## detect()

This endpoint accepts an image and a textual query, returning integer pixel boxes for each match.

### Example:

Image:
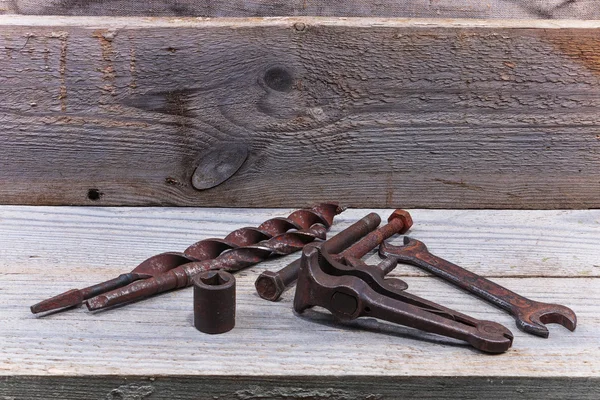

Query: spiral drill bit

[31,203,343,314]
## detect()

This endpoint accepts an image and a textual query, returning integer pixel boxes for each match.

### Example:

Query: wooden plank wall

[0,17,599,208]
[3,0,599,19]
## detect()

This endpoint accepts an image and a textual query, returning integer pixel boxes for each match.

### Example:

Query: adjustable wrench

[379,237,577,338]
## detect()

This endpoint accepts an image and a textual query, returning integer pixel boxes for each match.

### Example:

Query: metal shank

[255,209,413,301]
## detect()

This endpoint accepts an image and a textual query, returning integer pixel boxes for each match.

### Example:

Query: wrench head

[378,237,428,262]
[515,302,577,338]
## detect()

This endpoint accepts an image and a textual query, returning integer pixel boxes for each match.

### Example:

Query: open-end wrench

[379,237,577,338]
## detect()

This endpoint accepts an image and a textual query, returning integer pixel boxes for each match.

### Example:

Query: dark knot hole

[263,67,293,92]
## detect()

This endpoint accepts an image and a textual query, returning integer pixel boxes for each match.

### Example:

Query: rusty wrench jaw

[379,237,577,338]
[295,244,513,354]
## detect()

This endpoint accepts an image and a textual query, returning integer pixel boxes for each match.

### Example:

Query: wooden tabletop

[0,207,598,399]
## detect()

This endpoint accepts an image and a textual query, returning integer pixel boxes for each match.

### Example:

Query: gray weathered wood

[0,207,598,398]
[8,0,600,19]
[1,376,599,400]
[1,17,600,208]
[1,207,598,277]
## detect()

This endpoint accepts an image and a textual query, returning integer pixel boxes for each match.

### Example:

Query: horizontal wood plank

[1,16,600,208]
[6,276,596,377]
[8,0,600,19]
[0,207,598,399]
[1,207,598,278]
[1,376,599,400]
[0,206,600,400]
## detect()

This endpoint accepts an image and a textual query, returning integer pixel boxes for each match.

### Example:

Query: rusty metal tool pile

[30,205,577,353]
[283,209,576,353]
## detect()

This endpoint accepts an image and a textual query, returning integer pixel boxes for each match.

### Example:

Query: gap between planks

[1,15,600,29]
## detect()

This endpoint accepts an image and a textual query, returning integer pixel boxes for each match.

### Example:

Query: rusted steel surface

[336,209,412,261]
[294,240,514,354]
[193,270,236,334]
[31,203,343,314]
[255,210,413,302]
[255,212,382,301]
[30,253,194,314]
[379,238,578,338]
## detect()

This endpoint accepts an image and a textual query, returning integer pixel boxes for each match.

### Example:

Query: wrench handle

[354,289,513,353]
[407,250,532,315]
[381,239,577,337]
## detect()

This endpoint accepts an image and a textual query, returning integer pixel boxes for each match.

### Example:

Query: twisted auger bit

[31,203,343,314]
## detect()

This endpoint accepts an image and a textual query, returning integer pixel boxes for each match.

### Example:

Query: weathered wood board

[0,207,598,399]
[1,17,600,208]
[6,0,600,19]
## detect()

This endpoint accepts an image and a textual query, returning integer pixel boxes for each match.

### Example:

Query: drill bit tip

[30,289,83,314]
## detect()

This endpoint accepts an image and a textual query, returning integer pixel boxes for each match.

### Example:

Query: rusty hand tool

[30,253,194,314]
[295,243,514,354]
[379,237,577,338]
[193,270,236,334]
[31,203,343,314]
[255,210,413,301]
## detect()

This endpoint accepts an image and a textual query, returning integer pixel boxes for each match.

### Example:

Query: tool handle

[267,213,382,289]
[322,213,381,254]
[410,250,532,314]
[339,216,402,259]
[345,289,512,354]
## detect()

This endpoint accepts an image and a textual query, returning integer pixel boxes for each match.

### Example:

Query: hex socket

[193,270,236,334]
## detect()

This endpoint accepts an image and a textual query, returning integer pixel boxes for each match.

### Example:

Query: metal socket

[193,270,236,334]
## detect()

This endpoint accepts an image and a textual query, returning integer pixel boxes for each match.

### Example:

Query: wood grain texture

[6,275,596,376]
[0,207,598,400]
[1,376,599,400]
[1,207,598,277]
[8,0,600,19]
[1,17,600,208]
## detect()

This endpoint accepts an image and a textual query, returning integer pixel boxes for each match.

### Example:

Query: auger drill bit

[31,203,343,314]
[30,253,194,314]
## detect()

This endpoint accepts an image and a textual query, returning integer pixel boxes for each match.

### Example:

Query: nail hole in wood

[165,177,181,186]
[87,188,103,201]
